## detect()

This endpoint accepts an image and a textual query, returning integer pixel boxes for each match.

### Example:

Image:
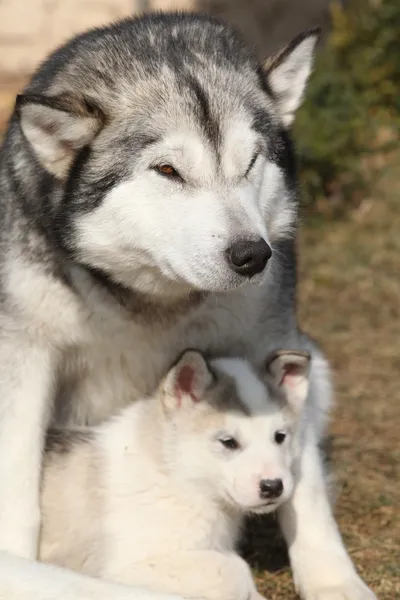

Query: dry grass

[242,167,400,599]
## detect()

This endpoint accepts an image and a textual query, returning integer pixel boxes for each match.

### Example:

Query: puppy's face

[159,349,310,514]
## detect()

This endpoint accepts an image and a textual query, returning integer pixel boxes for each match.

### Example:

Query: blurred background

[0,0,399,598]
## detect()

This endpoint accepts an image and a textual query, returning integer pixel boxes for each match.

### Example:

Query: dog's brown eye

[274,431,286,445]
[155,164,181,179]
[220,437,240,451]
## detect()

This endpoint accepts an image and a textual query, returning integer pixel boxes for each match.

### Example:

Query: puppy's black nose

[259,478,283,499]
[227,239,271,277]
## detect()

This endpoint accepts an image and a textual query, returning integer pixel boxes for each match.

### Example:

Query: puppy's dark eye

[219,437,240,450]
[274,431,286,445]
[154,164,182,180]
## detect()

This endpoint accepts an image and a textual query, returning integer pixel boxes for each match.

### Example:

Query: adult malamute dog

[0,12,375,600]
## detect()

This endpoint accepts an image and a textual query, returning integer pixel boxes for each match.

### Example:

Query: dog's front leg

[0,335,55,559]
[109,551,264,600]
[0,552,184,600]
[278,425,377,600]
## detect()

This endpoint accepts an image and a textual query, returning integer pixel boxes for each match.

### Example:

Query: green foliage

[295,0,400,212]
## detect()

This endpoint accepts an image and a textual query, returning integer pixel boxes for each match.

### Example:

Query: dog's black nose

[227,239,271,277]
[259,478,283,499]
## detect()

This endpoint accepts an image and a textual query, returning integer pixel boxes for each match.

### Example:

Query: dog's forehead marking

[211,358,269,415]
[183,73,221,151]
[106,61,274,183]
[160,66,270,167]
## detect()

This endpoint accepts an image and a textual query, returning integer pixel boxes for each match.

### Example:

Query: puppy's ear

[161,350,214,414]
[266,350,311,414]
[16,93,104,179]
[261,28,320,127]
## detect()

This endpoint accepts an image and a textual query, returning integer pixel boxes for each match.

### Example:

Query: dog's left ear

[161,350,214,414]
[266,350,311,413]
[262,28,320,127]
[16,93,104,179]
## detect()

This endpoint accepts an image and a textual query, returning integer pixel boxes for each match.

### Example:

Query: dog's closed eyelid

[244,151,261,179]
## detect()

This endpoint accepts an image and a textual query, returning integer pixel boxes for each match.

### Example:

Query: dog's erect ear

[161,350,214,414]
[262,28,320,127]
[16,94,104,179]
[266,350,311,414]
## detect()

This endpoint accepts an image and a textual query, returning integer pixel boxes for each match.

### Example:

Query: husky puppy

[40,350,310,600]
[0,11,375,600]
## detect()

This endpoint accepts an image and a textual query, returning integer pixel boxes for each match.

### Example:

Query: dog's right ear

[262,28,320,127]
[161,350,214,414]
[266,350,311,414]
[16,93,104,179]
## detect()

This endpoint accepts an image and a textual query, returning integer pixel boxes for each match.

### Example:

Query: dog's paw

[299,576,377,600]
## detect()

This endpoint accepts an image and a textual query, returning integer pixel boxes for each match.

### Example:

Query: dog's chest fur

[54,273,269,426]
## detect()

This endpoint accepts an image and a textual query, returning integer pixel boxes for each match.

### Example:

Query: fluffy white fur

[39,351,309,600]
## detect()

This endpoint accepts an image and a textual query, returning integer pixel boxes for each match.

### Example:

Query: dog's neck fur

[82,266,207,323]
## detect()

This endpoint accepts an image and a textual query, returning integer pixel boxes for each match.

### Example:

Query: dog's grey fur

[0,12,375,600]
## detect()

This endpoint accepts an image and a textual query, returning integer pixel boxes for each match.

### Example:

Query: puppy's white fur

[39,351,309,600]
